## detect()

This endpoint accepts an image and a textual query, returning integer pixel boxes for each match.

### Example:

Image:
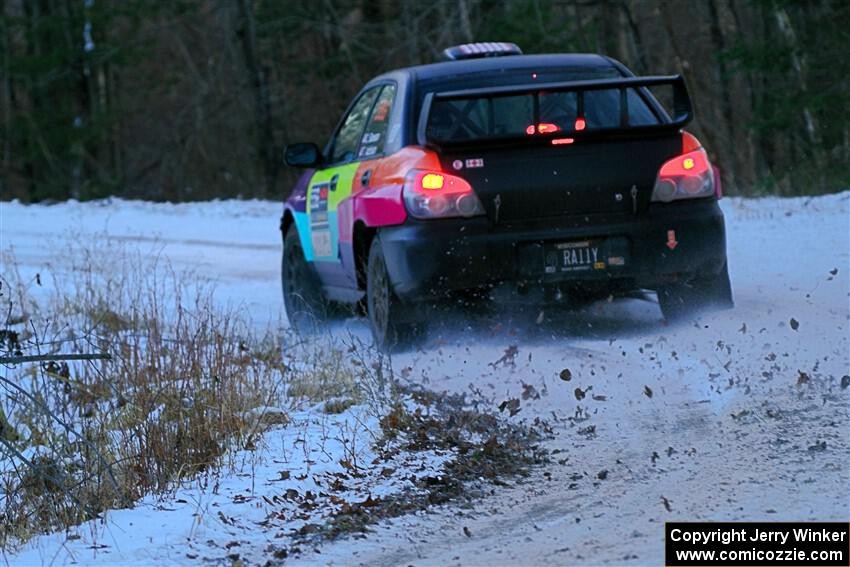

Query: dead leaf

[597,469,608,480]
[643,385,653,398]
[796,370,810,386]
[841,375,850,389]
[790,318,799,331]
[360,494,379,507]
[490,345,519,368]
[463,526,472,537]
[574,387,585,401]
[731,409,750,420]
[521,382,540,401]
[498,398,521,417]
[829,268,838,276]
[661,496,672,512]
[559,368,572,382]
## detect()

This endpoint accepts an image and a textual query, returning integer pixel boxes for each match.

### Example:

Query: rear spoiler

[416,74,693,147]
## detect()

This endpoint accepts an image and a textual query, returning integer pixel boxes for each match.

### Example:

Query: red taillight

[651,134,716,203]
[526,123,560,135]
[682,131,701,153]
[403,169,485,219]
[551,138,575,145]
[657,149,710,179]
[574,117,586,131]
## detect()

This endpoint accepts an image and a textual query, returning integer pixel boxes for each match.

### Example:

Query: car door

[306,87,379,266]
[306,83,397,289]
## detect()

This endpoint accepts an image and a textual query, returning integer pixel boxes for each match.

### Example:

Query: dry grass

[287,347,360,403]
[0,238,290,548]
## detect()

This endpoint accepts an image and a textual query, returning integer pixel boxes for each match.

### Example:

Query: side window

[358,84,397,159]
[330,87,380,164]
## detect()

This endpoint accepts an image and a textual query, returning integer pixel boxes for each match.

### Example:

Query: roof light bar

[442,42,523,61]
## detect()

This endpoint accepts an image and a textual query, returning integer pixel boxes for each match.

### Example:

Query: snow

[0,198,285,329]
[1,192,848,565]
[2,399,453,565]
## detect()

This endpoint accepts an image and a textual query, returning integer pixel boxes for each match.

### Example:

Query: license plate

[545,240,606,273]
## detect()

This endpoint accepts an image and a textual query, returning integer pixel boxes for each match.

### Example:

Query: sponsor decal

[309,174,337,257]
[452,159,463,170]
[371,99,391,122]
[465,158,484,168]
[361,132,381,144]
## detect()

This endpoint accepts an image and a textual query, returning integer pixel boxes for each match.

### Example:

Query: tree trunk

[619,0,648,75]
[457,0,473,43]
[236,0,277,198]
[1,0,12,188]
[774,7,820,148]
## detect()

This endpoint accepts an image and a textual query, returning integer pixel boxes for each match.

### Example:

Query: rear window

[422,67,661,143]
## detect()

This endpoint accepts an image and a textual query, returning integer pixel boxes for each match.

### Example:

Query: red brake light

[574,117,586,131]
[526,123,560,135]
[403,169,485,219]
[682,131,702,153]
[652,147,715,203]
[658,149,710,178]
[551,138,575,145]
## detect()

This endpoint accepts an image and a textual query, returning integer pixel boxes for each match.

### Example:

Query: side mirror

[284,143,322,168]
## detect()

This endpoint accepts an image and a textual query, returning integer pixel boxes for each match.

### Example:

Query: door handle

[360,169,372,187]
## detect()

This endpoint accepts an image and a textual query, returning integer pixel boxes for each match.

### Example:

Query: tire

[282,224,328,333]
[366,235,422,351]
[657,262,734,321]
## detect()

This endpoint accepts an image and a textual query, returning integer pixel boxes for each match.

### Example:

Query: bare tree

[236,0,278,198]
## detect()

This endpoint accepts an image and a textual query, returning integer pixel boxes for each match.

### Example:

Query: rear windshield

[421,67,661,143]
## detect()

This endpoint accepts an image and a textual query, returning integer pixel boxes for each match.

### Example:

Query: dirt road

[3,192,848,565]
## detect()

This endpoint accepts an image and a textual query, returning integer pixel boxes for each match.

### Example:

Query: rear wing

[416,74,693,147]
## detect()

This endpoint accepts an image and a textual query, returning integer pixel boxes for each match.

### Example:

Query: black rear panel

[438,133,681,221]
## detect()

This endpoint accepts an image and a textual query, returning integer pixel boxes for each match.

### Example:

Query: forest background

[2,0,847,202]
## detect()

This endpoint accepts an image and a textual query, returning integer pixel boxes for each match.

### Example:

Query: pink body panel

[352,184,407,227]
[337,146,441,245]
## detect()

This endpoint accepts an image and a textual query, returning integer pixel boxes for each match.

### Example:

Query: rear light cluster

[403,169,485,219]
[651,132,716,203]
[525,118,586,136]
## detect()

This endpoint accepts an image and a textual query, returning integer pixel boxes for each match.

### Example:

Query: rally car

[281,42,733,349]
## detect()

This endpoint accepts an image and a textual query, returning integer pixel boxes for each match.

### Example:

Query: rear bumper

[379,198,727,301]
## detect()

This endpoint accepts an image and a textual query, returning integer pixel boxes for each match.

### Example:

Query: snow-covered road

[2,192,848,565]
